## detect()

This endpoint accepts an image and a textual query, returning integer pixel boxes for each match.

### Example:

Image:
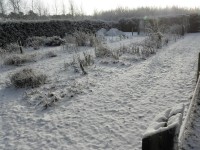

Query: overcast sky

[28,0,200,15]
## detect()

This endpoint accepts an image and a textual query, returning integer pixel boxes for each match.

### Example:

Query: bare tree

[43,7,49,16]
[31,0,34,11]
[68,0,75,17]
[79,4,84,19]
[62,0,66,15]
[8,0,22,13]
[35,0,43,16]
[0,0,6,15]
[54,0,58,15]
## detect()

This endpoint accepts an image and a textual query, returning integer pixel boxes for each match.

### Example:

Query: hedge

[0,19,112,47]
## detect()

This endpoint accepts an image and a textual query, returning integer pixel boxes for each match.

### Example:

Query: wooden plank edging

[178,74,200,147]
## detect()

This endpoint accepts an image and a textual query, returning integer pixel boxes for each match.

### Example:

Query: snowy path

[0,33,200,150]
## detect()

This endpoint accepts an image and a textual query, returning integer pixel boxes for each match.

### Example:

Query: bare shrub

[5,43,21,53]
[89,35,101,47]
[81,52,94,66]
[127,43,140,55]
[95,45,111,58]
[75,52,94,74]
[45,36,65,46]
[0,48,6,55]
[26,36,65,49]
[4,54,35,66]
[110,49,121,60]
[72,31,100,47]
[26,36,46,50]
[10,68,47,88]
[65,52,94,75]
[95,44,121,60]
[73,31,89,46]
[45,51,57,58]
[65,34,76,44]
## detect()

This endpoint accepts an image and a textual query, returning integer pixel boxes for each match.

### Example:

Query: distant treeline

[1,6,200,21]
[0,14,199,48]
[93,7,200,21]
[114,15,190,32]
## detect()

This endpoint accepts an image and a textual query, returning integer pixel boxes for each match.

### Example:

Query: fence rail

[178,52,200,148]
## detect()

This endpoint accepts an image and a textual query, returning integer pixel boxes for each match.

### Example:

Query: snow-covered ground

[0,33,200,150]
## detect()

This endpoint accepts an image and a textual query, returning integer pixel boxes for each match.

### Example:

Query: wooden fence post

[197,53,200,82]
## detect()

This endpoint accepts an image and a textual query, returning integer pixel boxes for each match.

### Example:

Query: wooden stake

[197,53,200,82]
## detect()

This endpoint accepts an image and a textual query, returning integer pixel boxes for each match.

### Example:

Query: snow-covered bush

[45,51,57,58]
[10,68,47,88]
[26,36,65,49]
[65,34,76,44]
[5,43,21,53]
[73,31,90,46]
[72,31,100,47]
[81,52,95,67]
[73,52,94,74]
[65,51,94,75]
[26,36,46,49]
[45,36,65,46]
[95,44,122,60]
[95,45,111,58]
[4,54,35,66]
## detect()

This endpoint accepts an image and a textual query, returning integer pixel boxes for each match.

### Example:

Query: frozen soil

[0,33,200,150]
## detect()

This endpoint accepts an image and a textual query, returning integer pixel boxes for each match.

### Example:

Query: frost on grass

[4,54,35,66]
[10,68,47,88]
[24,79,92,110]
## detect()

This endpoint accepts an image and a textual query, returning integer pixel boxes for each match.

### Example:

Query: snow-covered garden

[0,25,200,149]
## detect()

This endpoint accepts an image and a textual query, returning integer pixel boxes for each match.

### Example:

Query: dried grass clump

[4,54,35,66]
[72,31,100,47]
[6,43,20,52]
[45,51,57,58]
[45,36,65,46]
[95,45,111,58]
[26,36,46,50]
[10,68,47,88]
[95,45,121,60]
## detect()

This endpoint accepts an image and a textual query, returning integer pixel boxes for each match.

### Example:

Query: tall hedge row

[0,20,112,47]
[114,15,190,33]
[189,14,200,33]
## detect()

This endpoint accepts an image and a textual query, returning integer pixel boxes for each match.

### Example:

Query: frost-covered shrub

[81,52,95,67]
[4,54,35,66]
[72,31,100,47]
[110,49,121,60]
[10,68,47,88]
[89,35,101,47]
[45,36,65,46]
[95,44,121,60]
[95,45,111,57]
[65,34,76,44]
[0,48,6,55]
[45,51,57,58]
[5,43,21,53]
[73,31,90,46]
[26,36,46,49]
